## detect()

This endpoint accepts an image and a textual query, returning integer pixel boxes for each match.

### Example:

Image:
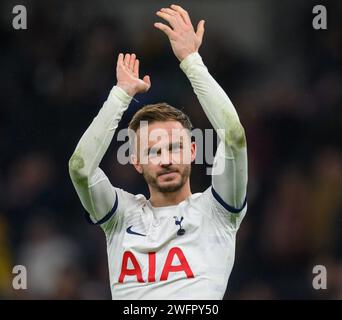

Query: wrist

[111,86,133,105]
[179,50,198,62]
[179,52,203,71]
[116,83,136,97]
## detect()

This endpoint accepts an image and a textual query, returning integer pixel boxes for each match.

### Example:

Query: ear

[190,141,197,163]
[131,154,143,174]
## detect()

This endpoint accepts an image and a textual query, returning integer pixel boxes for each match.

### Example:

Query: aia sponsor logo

[118,247,194,283]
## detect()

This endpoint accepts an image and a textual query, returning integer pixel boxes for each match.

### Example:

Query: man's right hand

[116,53,151,97]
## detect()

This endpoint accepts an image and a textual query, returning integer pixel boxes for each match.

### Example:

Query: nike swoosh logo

[126,225,146,237]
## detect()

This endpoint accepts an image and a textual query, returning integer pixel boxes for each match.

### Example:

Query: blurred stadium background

[0,0,341,299]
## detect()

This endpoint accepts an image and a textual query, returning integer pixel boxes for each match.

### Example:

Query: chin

[157,180,183,193]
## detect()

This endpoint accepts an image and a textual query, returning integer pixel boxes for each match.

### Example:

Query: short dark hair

[128,103,193,132]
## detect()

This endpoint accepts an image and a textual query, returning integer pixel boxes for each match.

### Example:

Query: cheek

[148,155,162,166]
[142,163,157,176]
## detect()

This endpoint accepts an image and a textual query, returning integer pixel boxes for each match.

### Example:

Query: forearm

[180,52,246,149]
[69,86,132,179]
[68,86,132,218]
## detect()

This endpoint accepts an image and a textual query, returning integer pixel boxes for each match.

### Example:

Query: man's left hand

[154,4,205,62]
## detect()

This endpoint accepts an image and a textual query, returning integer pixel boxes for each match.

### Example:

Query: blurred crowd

[0,0,341,299]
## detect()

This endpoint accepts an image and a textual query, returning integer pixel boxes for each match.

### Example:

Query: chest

[111,207,204,284]
[121,206,201,252]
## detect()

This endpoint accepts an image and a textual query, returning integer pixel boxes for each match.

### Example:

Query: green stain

[234,126,247,149]
[230,214,237,228]
[226,121,247,149]
[69,152,85,171]
[68,151,88,185]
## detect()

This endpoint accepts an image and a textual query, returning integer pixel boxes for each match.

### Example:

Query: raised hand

[154,4,205,61]
[116,53,151,97]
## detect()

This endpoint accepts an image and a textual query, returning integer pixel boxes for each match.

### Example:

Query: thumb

[196,20,205,43]
[143,75,151,91]
[143,75,150,85]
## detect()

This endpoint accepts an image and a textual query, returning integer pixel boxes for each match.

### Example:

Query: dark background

[0,0,341,299]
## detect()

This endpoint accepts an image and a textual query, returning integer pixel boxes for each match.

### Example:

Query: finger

[129,53,136,71]
[161,7,186,27]
[156,10,178,30]
[133,59,139,77]
[196,20,205,43]
[170,4,192,26]
[154,22,176,39]
[143,75,151,88]
[124,53,130,67]
[160,7,177,16]
[117,53,124,66]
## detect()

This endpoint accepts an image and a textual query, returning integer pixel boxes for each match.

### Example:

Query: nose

[159,149,172,167]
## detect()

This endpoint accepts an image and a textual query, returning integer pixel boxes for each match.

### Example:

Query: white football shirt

[99,186,247,300]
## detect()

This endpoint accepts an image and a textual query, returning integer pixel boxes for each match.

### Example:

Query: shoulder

[100,188,147,235]
[115,188,147,213]
[192,186,247,230]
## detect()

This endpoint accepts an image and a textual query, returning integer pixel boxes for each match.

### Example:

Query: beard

[142,165,191,193]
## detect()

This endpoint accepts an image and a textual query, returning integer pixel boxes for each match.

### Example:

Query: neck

[149,180,192,207]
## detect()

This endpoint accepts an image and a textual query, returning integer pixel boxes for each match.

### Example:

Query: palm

[154,5,205,62]
[116,53,151,96]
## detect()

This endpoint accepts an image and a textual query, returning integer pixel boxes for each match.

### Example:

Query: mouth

[158,171,178,178]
